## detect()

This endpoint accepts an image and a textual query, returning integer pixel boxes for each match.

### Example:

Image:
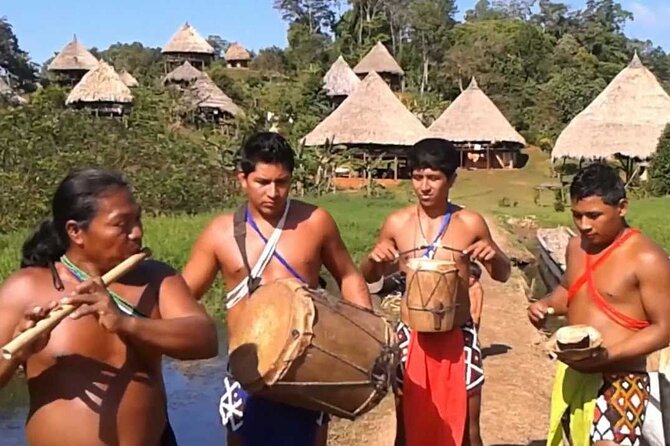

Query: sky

[3,0,670,65]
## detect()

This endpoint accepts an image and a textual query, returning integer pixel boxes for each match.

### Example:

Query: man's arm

[469,284,484,327]
[182,218,224,300]
[317,209,372,309]
[460,211,510,282]
[359,215,399,284]
[118,270,219,360]
[528,242,572,328]
[0,274,29,388]
[0,271,57,388]
[606,247,670,364]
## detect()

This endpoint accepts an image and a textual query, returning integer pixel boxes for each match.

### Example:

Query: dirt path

[478,270,555,445]
[328,219,556,446]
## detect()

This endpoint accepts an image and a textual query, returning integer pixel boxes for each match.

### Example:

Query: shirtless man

[0,168,218,446]
[360,138,511,446]
[528,163,670,446]
[182,132,372,446]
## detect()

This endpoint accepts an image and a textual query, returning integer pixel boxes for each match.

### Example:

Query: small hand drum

[401,258,460,332]
[546,325,604,362]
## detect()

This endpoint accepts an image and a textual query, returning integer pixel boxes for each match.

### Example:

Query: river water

[0,325,229,445]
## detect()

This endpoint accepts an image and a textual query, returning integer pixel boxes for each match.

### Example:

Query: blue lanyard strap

[423,204,453,259]
[245,207,308,285]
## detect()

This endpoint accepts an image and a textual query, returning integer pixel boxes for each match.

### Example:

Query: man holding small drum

[361,138,511,446]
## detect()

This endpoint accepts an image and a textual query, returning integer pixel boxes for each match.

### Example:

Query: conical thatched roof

[66,60,133,105]
[303,71,427,146]
[162,61,204,85]
[162,22,214,55]
[225,42,251,61]
[323,56,360,97]
[185,75,242,117]
[47,35,99,72]
[429,78,526,146]
[552,53,670,160]
[353,42,404,76]
[118,70,139,87]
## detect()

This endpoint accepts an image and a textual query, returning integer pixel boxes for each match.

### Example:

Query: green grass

[1,149,668,317]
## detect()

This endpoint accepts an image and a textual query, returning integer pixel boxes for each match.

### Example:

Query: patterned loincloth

[591,372,650,446]
[395,318,484,395]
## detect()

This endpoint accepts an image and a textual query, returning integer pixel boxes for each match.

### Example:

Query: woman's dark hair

[407,138,460,179]
[237,132,295,175]
[21,168,129,268]
[569,163,626,206]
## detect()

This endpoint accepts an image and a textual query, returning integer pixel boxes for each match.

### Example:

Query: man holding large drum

[360,138,511,446]
[182,132,372,446]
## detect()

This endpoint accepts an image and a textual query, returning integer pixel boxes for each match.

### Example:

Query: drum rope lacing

[273,289,400,391]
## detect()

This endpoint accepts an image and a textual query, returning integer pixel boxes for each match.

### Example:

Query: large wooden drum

[401,258,460,332]
[227,278,399,420]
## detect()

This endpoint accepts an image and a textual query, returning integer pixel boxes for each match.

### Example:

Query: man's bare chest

[218,231,322,283]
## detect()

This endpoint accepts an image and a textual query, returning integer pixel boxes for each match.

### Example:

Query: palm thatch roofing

[162,61,204,85]
[184,75,242,117]
[323,55,360,97]
[47,35,99,72]
[302,71,428,147]
[429,77,526,146]
[162,22,214,55]
[552,53,670,160]
[353,42,404,76]
[225,42,251,61]
[66,60,133,105]
[118,69,139,87]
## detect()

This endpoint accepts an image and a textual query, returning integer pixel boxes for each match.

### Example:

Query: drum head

[407,258,457,273]
[228,278,315,390]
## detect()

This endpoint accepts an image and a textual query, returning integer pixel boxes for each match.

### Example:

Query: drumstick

[1,248,151,360]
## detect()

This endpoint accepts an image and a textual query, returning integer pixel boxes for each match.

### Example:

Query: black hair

[569,163,626,206]
[237,132,295,175]
[469,261,482,280]
[21,168,130,268]
[407,138,460,179]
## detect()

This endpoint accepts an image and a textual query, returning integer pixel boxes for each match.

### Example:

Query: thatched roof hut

[66,60,133,115]
[183,75,242,121]
[225,43,251,68]
[303,71,427,147]
[162,22,215,71]
[162,61,203,86]
[354,42,404,77]
[353,42,404,90]
[48,35,99,72]
[118,69,139,87]
[163,22,214,55]
[323,56,360,101]
[47,35,99,85]
[429,78,526,146]
[552,53,670,160]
